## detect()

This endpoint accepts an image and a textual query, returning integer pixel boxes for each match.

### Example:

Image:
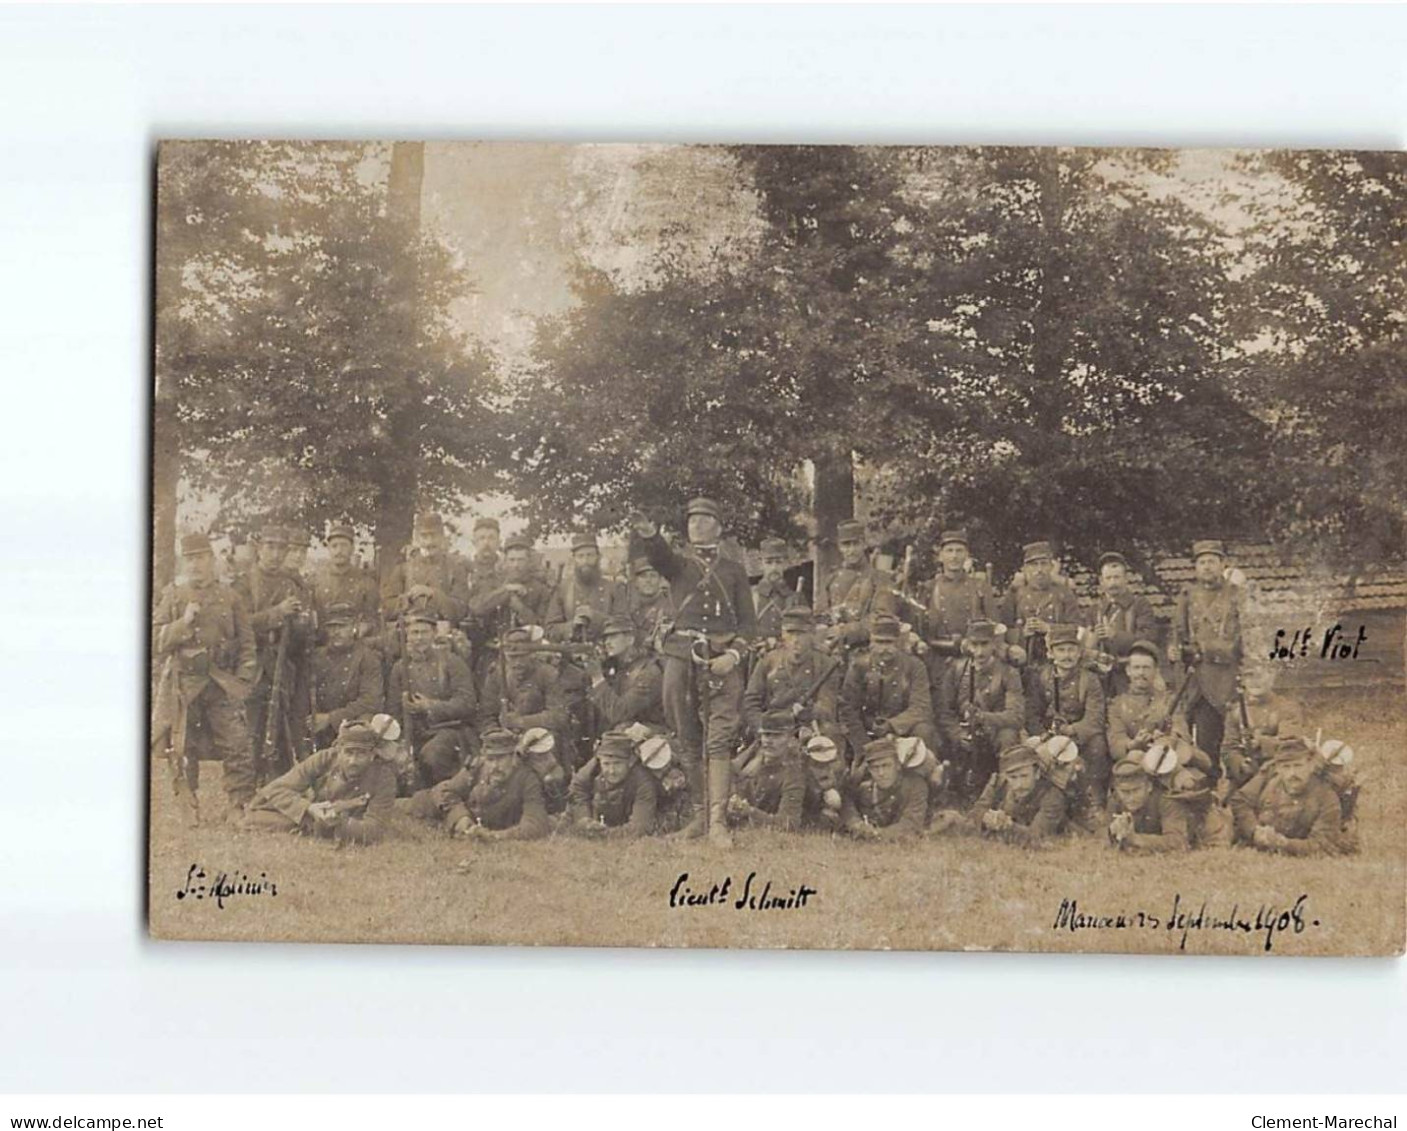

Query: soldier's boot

[706,757,734,848]
[674,761,707,839]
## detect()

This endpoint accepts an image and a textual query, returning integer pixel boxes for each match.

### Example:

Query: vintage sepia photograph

[149,140,1406,955]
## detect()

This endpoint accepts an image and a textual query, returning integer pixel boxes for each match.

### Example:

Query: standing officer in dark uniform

[629,498,758,844]
[1169,539,1243,766]
[152,532,257,821]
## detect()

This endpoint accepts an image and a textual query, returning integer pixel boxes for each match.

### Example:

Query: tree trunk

[376,141,426,586]
[811,447,855,611]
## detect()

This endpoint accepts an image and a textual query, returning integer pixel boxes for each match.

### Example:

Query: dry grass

[148,687,1406,956]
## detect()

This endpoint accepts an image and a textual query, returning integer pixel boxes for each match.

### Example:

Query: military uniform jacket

[1220,693,1304,760]
[998,581,1080,652]
[250,747,397,844]
[478,659,571,734]
[238,566,313,682]
[467,568,551,634]
[1172,580,1243,708]
[927,571,994,642]
[431,762,549,839]
[742,645,841,734]
[1107,785,1191,852]
[311,563,381,636]
[387,650,477,732]
[544,572,629,642]
[1230,773,1347,856]
[739,757,807,829]
[628,590,674,645]
[590,652,666,730]
[1088,591,1157,659]
[936,656,1024,747]
[841,771,928,839]
[752,578,805,640]
[152,578,257,698]
[311,642,384,732]
[973,776,1069,845]
[826,561,898,645]
[1026,666,1107,743]
[632,532,758,642]
[840,651,935,754]
[1107,689,1184,761]
[568,762,658,835]
[381,551,471,623]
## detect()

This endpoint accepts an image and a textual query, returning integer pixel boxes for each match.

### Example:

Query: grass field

[148,687,1406,957]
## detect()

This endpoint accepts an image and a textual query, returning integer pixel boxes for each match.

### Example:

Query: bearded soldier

[469,516,502,584]
[308,603,384,750]
[1231,735,1353,856]
[934,743,1070,846]
[1169,539,1243,763]
[241,722,396,845]
[629,498,758,844]
[402,728,549,841]
[1026,624,1110,803]
[387,609,478,786]
[567,729,659,837]
[934,619,1024,797]
[753,537,805,642]
[1107,640,1189,763]
[311,523,380,643]
[839,613,938,763]
[1220,662,1305,788]
[381,512,471,625]
[841,736,929,840]
[467,533,551,683]
[238,524,314,784]
[999,541,1080,677]
[584,615,666,732]
[925,529,995,653]
[152,533,257,821]
[1087,552,1158,696]
[545,531,628,644]
[823,519,899,649]
[742,606,843,747]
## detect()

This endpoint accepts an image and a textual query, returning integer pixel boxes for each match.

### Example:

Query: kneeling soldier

[567,729,658,837]
[1220,662,1305,789]
[1026,623,1109,804]
[242,722,396,845]
[1231,735,1354,856]
[404,727,549,841]
[388,609,478,787]
[1106,756,1194,853]
[934,618,1024,798]
[729,710,808,830]
[933,743,1069,846]
[841,736,929,840]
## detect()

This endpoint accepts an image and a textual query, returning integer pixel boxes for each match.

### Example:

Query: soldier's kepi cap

[1269,734,1318,765]
[1191,539,1226,559]
[1126,639,1161,663]
[1048,623,1081,647]
[870,613,902,641]
[1098,551,1129,570]
[1112,756,1150,781]
[474,517,500,533]
[965,618,997,643]
[414,512,445,534]
[338,723,378,750]
[326,522,355,543]
[503,533,532,553]
[570,531,599,552]
[179,532,213,556]
[862,736,899,766]
[938,528,969,549]
[404,607,438,626]
[836,519,866,542]
[602,614,635,637]
[323,602,356,626]
[686,497,721,520]
[781,606,814,629]
[631,557,659,576]
[479,728,519,758]
[596,729,638,761]
[759,710,796,735]
[1022,540,1053,563]
[259,523,290,545]
[998,744,1039,775]
[502,627,534,653]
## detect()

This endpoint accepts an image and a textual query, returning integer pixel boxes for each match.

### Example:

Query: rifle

[513,642,598,658]
[156,654,199,826]
[958,659,978,748]
[692,632,715,833]
[254,614,291,787]
[497,629,512,729]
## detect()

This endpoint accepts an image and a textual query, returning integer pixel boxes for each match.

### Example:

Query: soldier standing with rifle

[629,497,758,845]
[1168,539,1244,769]
[151,533,257,825]
[238,524,314,792]
[823,518,899,650]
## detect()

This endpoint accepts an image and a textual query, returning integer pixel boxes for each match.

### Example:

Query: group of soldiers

[151,499,1363,857]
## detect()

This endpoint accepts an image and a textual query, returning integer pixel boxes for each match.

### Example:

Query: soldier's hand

[573,604,595,626]
[1006,644,1027,666]
[822,788,843,811]
[1252,825,1281,850]
[1026,617,1049,636]
[182,602,201,626]
[312,712,331,734]
[709,651,740,677]
[1093,623,1112,641]
[627,512,656,539]
[1109,812,1134,843]
[406,692,431,715]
